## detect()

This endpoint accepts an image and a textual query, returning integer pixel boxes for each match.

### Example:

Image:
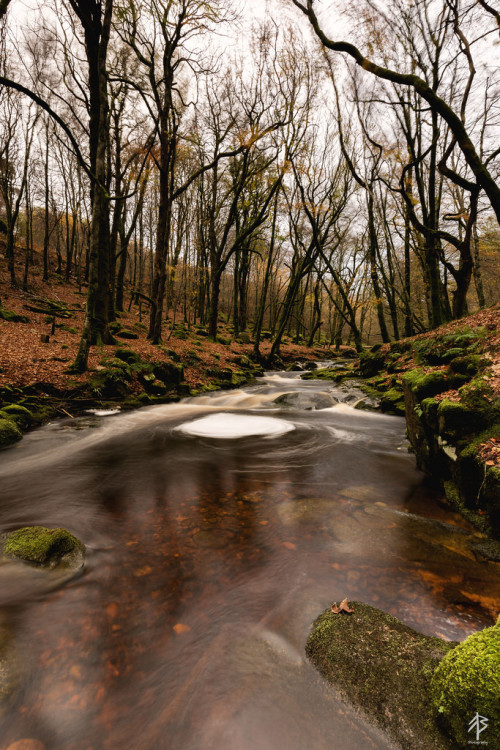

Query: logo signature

[468,713,489,745]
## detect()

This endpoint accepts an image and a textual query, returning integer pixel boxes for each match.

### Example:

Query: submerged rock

[273,392,336,410]
[306,602,454,750]
[1,526,85,571]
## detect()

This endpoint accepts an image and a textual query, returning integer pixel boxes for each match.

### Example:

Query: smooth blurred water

[0,370,498,750]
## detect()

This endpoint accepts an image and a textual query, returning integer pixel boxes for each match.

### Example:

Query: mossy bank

[302,315,500,539]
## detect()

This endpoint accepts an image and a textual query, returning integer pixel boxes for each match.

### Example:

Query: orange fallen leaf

[173,623,191,635]
[331,597,355,614]
[282,541,296,550]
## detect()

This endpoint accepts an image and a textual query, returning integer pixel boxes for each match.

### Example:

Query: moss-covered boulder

[380,387,405,416]
[114,347,142,365]
[0,404,33,429]
[0,418,22,449]
[115,328,138,340]
[2,526,84,570]
[403,369,449,399]
[430,619,500,748]
[152,360,184,386]
[306,603,454,749]
[359,348,386,377]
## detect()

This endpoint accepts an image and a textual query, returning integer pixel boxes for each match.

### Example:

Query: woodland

[0,0,498,370]
[0,3,499,750]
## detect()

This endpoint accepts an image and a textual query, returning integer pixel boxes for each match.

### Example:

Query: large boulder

[430,618,500,748]
[306,603,454,750]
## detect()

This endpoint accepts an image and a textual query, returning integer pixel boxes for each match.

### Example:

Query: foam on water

[174,412,295,439]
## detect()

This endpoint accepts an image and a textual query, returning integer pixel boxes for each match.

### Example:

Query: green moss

[114,347,142,365]
[430,620,500,747]
[443,481,491,535]
[0,404,32,429]
[437,399,486,437]
[306,603,454,749]
[380,387,405,416]
[3,526,84,566]
[359,349,386,377]
[403,369,448,399]
[0,418,22,448]
[115,329,139,340]
[448,354,489,377]
[152,361,184,386]
[0,306,30,323]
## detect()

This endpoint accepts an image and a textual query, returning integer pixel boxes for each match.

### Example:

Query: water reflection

[0,371,498,750]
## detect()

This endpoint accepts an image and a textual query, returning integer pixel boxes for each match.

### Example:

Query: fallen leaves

[173,623,191,635]
[331,597,355,614]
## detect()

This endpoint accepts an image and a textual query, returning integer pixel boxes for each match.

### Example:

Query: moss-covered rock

[437,399,487,438]
[359,349,386,377]
[380,387,405,416]
[114,347,142,365]
[0,418,22,449]
[403,369,448,399]
[115,328,138,340]
[2,526,84,569]
[306,603,454,749]
[152,360,184,385]
[0,306,30,323]
[448,354,489,377]
[430,620,500,748]
[0,404,33,429]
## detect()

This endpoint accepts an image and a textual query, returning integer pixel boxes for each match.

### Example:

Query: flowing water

[0,369,499,750]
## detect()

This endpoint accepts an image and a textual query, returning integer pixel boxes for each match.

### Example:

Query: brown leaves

[331,597,355,614]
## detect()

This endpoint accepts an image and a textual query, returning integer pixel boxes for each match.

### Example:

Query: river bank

[302,305,500,541]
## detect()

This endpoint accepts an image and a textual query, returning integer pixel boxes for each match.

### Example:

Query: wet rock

[273,392,336,410]
[306,602,455,750]
[1,526,85,571]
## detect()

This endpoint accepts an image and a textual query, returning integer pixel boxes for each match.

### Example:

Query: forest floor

[0,253,328,397]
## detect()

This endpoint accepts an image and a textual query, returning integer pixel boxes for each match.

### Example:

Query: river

[0,368,499,750]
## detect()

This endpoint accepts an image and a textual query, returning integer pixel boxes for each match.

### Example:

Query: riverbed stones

[1,526,85,570]
[306,602,455,750]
